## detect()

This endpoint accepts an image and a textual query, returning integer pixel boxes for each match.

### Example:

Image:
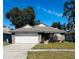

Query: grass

[3,41,11,46]
[27,51,75,59]
[33,41,75,49]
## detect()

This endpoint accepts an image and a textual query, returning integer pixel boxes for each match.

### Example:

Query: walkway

[3,44,36,59]
[28,49,75,52]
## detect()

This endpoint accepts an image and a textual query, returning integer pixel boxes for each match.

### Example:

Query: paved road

[3,44,36,59]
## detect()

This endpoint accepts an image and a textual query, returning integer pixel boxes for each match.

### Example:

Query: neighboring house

[65,31,75,42]
[3,27,12,43]
[11,24,66,44]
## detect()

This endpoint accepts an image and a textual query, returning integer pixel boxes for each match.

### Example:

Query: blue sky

[3,0,68,29]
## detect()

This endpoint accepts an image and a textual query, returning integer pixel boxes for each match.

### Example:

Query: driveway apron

[3,44,36,59]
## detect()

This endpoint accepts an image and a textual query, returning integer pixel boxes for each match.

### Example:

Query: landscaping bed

[27,51,75,59]
[32,41,75,49]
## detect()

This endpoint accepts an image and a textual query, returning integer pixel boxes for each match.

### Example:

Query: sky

[3,0,68,29]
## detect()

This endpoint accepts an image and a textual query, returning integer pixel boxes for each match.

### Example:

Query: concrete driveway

[3,44,36,59]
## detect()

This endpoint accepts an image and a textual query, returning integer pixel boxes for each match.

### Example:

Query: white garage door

[15,33,39,43]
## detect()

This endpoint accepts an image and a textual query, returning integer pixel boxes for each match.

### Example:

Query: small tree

[51,22,61,29]
[61,23,66,30]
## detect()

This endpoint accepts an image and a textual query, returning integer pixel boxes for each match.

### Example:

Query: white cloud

[36,6,63,17]
[48,10,53,14]
[54,12,63,17]
[42,8,63,17]
[37,6,41,10]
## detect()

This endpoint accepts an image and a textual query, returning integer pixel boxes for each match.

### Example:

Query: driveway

[3,44,36,59]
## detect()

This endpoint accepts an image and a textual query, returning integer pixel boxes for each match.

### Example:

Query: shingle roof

[34,25,66,33]
[11,24,66,33]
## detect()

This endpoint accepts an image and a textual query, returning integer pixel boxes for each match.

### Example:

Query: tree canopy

[63,0,75,31]
[51,22,66,30]
[51,22,61,29]
[6,7,39,28]
[63,0,75,20]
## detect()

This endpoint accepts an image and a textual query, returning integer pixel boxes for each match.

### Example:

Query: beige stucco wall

[54,34,65,41]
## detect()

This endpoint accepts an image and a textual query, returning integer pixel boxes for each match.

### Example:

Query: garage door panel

[15,34,39,43]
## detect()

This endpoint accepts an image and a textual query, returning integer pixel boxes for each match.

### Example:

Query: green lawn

[27,51,75,59]
[3,41,11,46]
[33,41,75,49]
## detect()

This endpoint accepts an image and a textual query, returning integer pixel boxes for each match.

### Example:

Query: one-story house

[3,27,12,43]
[11,24,66,44]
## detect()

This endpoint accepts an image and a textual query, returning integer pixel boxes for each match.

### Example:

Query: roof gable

[37,24,46,27]
[23,24,33,28]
